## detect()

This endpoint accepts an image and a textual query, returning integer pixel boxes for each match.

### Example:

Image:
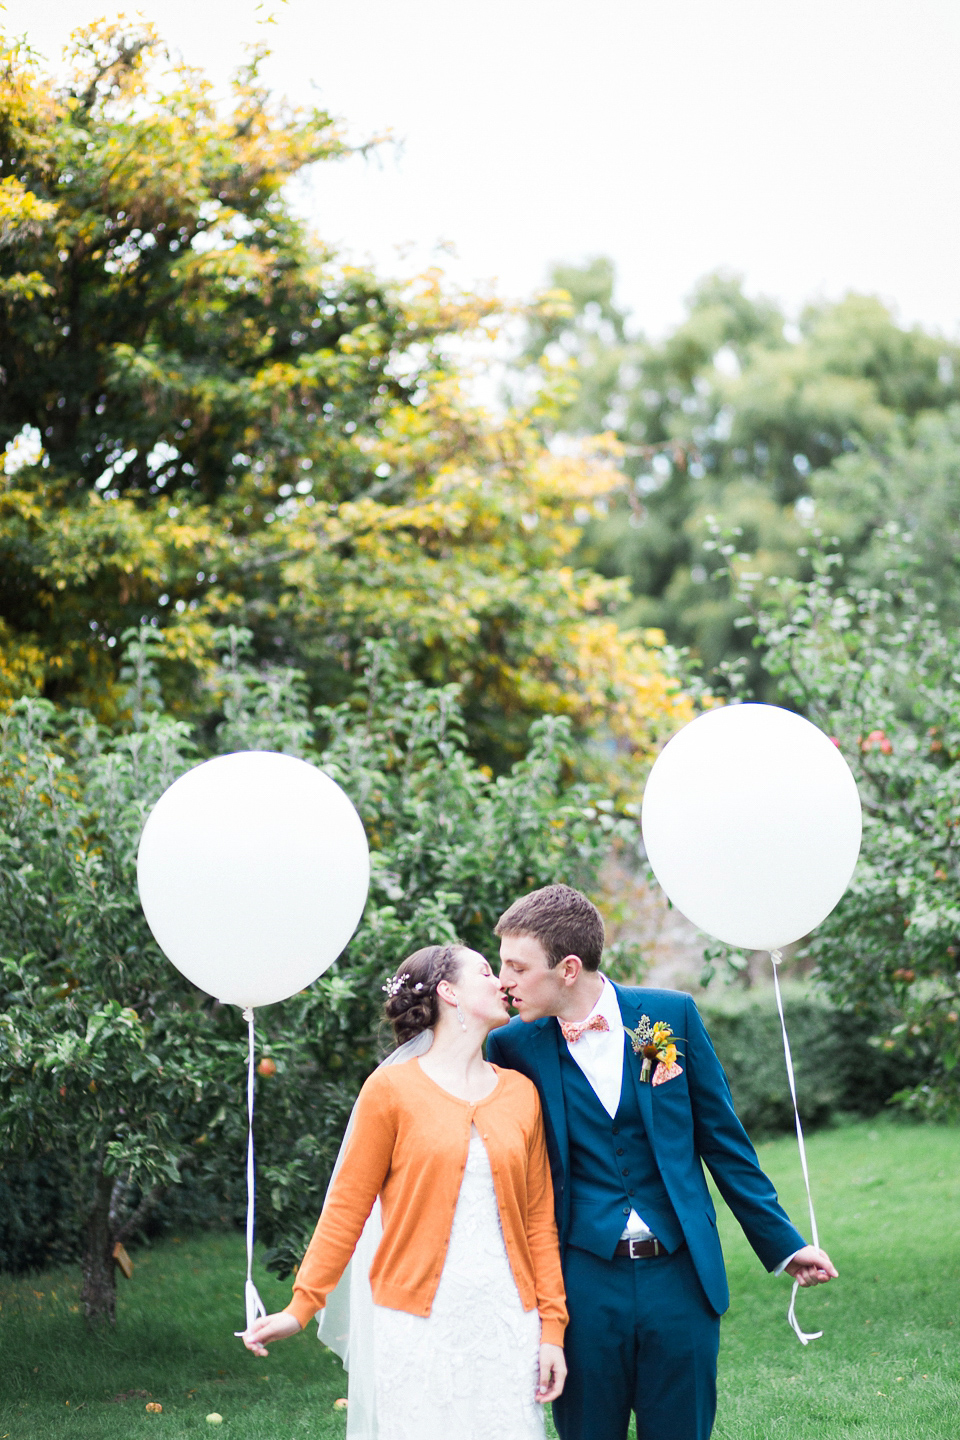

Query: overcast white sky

[10,0,960,337]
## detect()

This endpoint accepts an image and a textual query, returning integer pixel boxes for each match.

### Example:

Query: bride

[241,942,567,1439]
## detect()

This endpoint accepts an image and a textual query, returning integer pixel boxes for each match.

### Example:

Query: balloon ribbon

[234,1006,267,1339]
[770,949,823,1346]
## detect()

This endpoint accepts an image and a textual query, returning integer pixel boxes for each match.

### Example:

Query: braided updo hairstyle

[383,943,466,1044]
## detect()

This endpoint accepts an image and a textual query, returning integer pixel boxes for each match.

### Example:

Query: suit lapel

[614,984,656,1150]
[530,1017,569,1179]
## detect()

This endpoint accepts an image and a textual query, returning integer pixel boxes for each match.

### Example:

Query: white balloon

[137,751,370,1008]
[641,705,862,952]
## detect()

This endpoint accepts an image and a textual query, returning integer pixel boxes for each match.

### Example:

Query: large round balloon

[137,752,370,1008]
[641,705,862,952]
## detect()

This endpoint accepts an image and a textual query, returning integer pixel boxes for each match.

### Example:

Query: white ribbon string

[770,949,823,1346]
[234,1006,267,1339]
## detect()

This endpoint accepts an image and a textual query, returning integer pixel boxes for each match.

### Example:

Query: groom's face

[498,933,570,1021]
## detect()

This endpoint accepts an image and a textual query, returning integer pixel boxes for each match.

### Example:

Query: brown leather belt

[614,1236,678,1259]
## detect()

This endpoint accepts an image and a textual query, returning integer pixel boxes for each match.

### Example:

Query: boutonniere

[623,1015,683,1084]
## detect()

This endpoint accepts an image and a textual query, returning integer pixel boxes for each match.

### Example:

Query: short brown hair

[495,884,604,970]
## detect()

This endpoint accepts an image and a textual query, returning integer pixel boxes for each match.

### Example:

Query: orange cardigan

[285,1059,568,1346]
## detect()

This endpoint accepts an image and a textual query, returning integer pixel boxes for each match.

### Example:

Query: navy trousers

[552,1244,721,1440]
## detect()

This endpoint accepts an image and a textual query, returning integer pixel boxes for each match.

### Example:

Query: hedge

[700,985,903,1138]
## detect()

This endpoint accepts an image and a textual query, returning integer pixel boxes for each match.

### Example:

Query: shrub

[0,636,623,1309]
[700,986,902,1139]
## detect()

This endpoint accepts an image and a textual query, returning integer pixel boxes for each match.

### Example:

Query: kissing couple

[242,883,836,1440]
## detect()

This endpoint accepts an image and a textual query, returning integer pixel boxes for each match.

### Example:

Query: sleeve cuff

[284,1295,320,1328]
[773,1249,802,1277]
[539,1318,567,1347]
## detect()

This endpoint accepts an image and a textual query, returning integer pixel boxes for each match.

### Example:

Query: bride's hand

[536,1342,566,1402]
[240,1310,302,1356]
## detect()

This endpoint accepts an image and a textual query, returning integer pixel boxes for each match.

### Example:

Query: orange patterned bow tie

[559,1014,610,1044]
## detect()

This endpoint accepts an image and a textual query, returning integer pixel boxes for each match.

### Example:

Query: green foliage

[521,260,960,687]
[730,539,960,1118]
[0,1152,78,1273]
[0,24,686,776]
[0,633,624,1308]
[700,989,901,1139]
[0,689,241,1313]
[811,406,960,623]
[0,21,371,497]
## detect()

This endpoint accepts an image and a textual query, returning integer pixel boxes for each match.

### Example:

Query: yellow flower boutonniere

[623,1016,683,1083]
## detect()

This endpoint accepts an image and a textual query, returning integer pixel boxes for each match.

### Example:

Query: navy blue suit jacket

[486,984,805,1315]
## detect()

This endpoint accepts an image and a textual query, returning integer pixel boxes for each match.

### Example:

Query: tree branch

[114,1181,165,1244]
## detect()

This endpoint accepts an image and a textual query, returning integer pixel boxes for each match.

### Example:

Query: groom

[486,883,837,1440]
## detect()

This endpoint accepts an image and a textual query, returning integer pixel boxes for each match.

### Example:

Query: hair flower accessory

[382,973,424,997]
[624,1015,683,1083]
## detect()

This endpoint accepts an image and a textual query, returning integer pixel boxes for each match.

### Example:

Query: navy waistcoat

[559,1036,684,1260]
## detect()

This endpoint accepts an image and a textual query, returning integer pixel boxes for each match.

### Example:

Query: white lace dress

[373,1131,545,1440]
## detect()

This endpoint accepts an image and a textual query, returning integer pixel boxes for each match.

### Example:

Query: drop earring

[455,997,467,1032]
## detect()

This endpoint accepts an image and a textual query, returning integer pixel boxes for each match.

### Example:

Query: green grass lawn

[712,1118,960,1439]
[1,1118,958,1439]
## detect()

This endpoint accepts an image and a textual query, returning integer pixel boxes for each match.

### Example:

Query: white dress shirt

[560,974,654,1241]
[561,975,801,1271]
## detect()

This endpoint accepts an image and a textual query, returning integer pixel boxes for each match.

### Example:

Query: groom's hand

[537,1342,566,1403]
[785,1245,838,1287]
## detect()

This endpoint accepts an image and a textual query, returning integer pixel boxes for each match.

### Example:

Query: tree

[1,670,225,1324]
[0,633,629,1322]
[0,24,687,775]
[811,406,960,625]
[520,260,960,684]
[0,20,368,495]
[725,539,960,1117]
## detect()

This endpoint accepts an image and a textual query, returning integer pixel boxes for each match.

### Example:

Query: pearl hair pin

[382,973,424,997]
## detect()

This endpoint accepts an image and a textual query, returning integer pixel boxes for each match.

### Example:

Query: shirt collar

[574,972,622,1029]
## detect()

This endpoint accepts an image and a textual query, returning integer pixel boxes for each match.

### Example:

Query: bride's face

[446,948,511,1033]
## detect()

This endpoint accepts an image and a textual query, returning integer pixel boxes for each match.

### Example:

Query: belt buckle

[628,1236,659,1259]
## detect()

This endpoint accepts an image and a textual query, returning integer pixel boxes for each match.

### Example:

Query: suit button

[612,1125,620,1134]
[622,1206,630,1215]
[616,1148,624,1156]
[628,1189,635,1196]
[622,1168,630,1176]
